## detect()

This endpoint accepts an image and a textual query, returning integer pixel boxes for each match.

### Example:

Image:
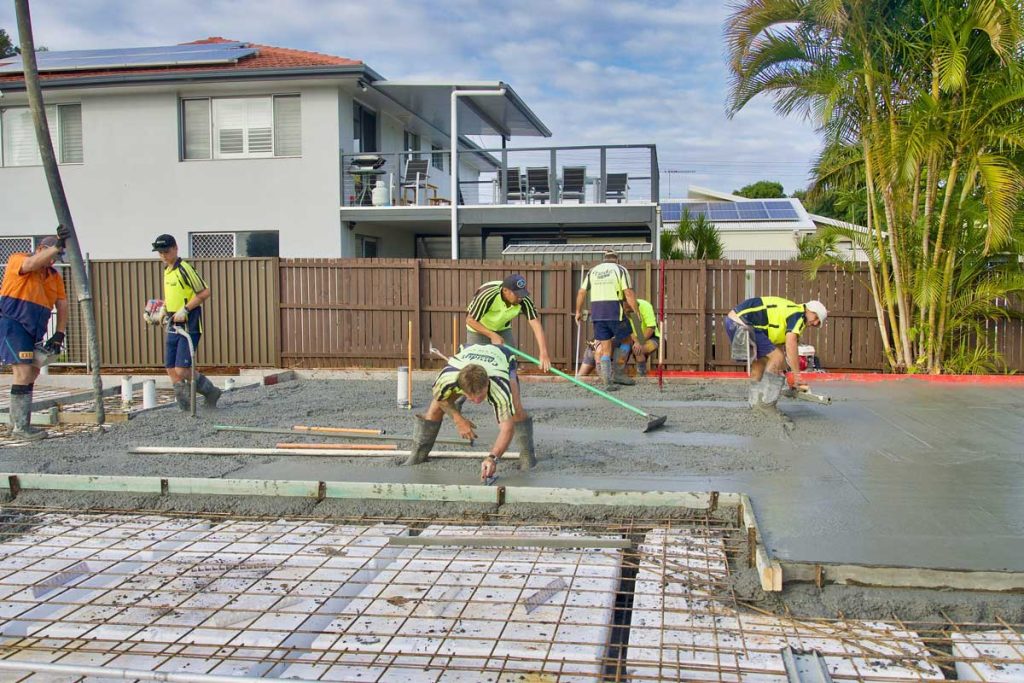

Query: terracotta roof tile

[0,36,363,84]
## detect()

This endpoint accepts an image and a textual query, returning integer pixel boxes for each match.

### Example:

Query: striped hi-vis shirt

[0,253,67,340]
[432,344,516,422]
[733,296,806,345]
[582,262,631,321]
[466,281,538,332]
[163,258,207,335]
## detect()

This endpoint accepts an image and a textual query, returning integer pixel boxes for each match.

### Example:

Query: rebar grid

[0,505,1016,682]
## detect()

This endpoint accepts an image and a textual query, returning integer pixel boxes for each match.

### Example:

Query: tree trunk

[15,0,104,423]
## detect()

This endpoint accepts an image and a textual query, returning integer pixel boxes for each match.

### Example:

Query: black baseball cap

[151,234,177,251]
[501,273,530,298]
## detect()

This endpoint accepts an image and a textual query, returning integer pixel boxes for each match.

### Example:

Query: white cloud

[0,0,821,193]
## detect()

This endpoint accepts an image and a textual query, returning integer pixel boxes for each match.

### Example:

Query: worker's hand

[632,342,644,358]
[454,415,478,442]
[480,454,497,482]
[55,224,70,249]
[489,333,505,345]
[172,308,189,324]
[796,383,810,393]
[574,311,582,324]
[43,331,65,354]
[538,351,551,372]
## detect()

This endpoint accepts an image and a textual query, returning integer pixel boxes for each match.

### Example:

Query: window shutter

[246,98,273,155]
[273,96,301,157]
[59,104,83,164]
[182,99,211,160]
[0,237,34,264]
[213,99,246,157]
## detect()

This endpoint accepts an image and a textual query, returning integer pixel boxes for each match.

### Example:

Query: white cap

[805,300,828,324]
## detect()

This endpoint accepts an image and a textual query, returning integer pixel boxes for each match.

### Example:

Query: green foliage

[662,210,724,260]
[0,28,15,58]
[726,0,1024,374]
[734,180,785,198]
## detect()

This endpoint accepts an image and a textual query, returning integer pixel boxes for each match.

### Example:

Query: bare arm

[490,418,515,458]
[19,247,62,274]
[527,318,551,371]
[785,333,802,387]
[574,288,587,321]
[54,298,69,335]
[437,398,478,441]
[466,314,503,344]
[186,287,210,311]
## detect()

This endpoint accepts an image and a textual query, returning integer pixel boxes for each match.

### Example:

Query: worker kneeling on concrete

[725,297,827,406]
[625,298,661,377]
[404,344,535,480]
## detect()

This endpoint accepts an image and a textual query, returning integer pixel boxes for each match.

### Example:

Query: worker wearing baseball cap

[0,226,70,440]
[151,234,221,411]
[726,296,827,406]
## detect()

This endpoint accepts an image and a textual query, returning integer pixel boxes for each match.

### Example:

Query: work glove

[172,308,189,324]
[55,224,71,249]
[43,331,65,354]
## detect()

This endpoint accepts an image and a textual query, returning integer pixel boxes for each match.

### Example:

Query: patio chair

[605,173,629,203]
[526,167,551,203]
[400,158,430,205]
[561,166,586,203]
[497,167,524,203]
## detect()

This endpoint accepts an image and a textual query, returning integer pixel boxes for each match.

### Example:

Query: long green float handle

[505,344,650,418]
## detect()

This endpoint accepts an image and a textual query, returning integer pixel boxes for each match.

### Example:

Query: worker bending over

[626,298,661,377]
[726,296,827,406]
[465,273,551,371]
[575,250,642,392]
[404,344,535,481]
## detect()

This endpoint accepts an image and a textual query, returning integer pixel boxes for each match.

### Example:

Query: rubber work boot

[9,391,45,441]
[195,374,222,409]
[598,358,619,392]
[514,416,537,470]
[747,380,762,408]
[636,361,648,377]
[173,380,191,411]
[612,348,635,385]
[401,414,442,466]
[760,372,786,407]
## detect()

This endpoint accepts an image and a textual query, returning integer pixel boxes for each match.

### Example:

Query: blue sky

[1,0,821,197]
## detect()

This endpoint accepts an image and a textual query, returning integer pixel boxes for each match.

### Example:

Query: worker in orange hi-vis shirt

[0,225,70,441]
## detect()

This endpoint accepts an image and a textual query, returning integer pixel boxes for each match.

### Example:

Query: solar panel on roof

[0,42,258,75]
[737,204,770,220]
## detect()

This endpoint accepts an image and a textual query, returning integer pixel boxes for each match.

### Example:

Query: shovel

[504,344,667,432]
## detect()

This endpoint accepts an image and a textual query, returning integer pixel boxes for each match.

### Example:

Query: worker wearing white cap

[726,297,827,406]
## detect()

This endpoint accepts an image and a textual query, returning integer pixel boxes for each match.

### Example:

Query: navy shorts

[593,319,627,342]
[166,330,201,369]
[725,318,776,359]
[0,318,39,366]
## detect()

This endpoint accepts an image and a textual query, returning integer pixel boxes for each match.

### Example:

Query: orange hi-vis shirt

[0,253,67,340]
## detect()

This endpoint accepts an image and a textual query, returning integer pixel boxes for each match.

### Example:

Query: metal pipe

[450,86,506,259]
[142,379,157,409]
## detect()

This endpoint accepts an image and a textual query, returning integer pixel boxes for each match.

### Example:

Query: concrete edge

[738,493,783,593]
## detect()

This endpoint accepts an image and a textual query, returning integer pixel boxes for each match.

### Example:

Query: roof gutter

[0,64,383,92]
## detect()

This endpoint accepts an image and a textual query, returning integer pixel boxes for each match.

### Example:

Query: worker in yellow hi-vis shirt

[574,249,642,392]
[151,234,222,411]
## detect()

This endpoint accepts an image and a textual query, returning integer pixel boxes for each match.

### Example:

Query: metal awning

[502,242,653,256]
[373,81,552,138]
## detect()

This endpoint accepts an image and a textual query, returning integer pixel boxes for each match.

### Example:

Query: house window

[353,101,377,153]
[431,143,445,171]
[0,104,83,167]
[181,95,301,160]
[189,230,280,257]
[404,131,421,160]
[356,235,379,258]
[0,236,34,264]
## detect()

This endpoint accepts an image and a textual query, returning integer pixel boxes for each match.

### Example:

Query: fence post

[644,261,652,301]
[412,259,422,369]
[698,261,707,371]
[272,257,282,368]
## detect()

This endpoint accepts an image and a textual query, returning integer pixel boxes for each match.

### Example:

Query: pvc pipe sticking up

[224,377,236,391]
[142,380,157,409]
[397,366,410,408]
[121,375,133,407]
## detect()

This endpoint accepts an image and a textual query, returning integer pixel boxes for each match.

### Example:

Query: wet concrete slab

[238,380,1024,572]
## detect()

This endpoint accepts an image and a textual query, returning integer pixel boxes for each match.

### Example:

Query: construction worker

[465,274,551,371]
[152,234,221,410]
[574,250,642,391]
[626,298,661,377]
[725,296,827,405]
[0,228,70,440]
[403,344,535,480]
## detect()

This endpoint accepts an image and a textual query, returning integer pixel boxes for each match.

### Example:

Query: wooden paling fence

[59,258,1023,373]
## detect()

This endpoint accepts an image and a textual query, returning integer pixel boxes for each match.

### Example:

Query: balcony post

[599,147,607,204]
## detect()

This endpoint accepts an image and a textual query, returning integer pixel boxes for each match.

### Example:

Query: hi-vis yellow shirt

[163,258,207,333]
[581,262,631,321]
[432,344,516,422]
[629,299,661,339]
[733,296,806,345]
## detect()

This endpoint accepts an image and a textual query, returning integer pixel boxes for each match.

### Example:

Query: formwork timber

[53,258,1024,372]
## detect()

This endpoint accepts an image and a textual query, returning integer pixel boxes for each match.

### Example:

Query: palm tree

[661,210,724,260]
[726,0,1024,373]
